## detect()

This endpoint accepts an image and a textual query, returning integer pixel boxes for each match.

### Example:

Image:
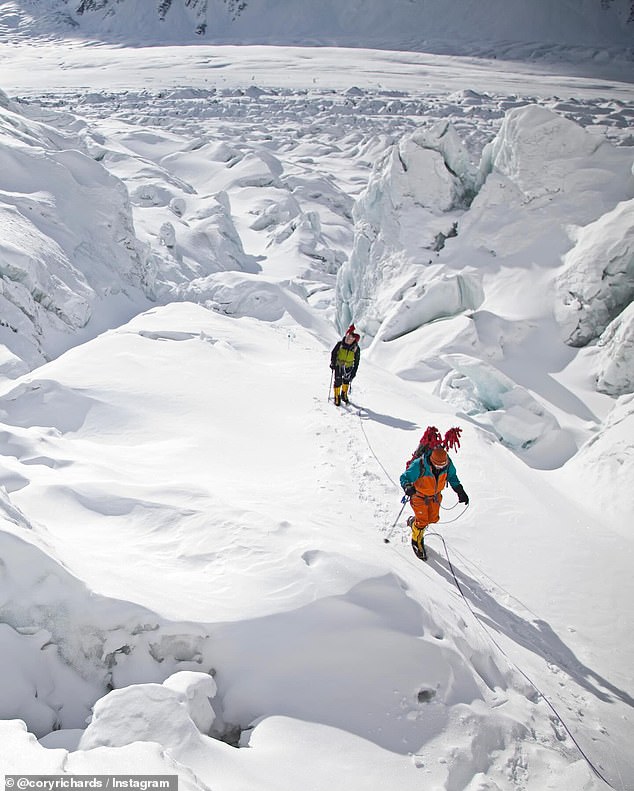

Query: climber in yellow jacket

[330,324,360,406]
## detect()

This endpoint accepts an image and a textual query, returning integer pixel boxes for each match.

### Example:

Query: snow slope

[2,302,632,791]
[0,30,633,791]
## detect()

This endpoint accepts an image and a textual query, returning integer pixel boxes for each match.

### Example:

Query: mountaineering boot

[334,386,341,406]
[408,517,428,561]
[341,383,350,404]
[411,537,428,561]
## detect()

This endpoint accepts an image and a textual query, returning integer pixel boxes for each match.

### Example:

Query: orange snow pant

[410,492,442,544]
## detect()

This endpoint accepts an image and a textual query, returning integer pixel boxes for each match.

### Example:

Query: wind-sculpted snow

[559,393,634,529]
[1,302,627,788]
[0,526,216,737]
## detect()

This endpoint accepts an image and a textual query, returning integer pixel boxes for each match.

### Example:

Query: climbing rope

[424,530,617,791]
[353,403,469,541]
[437,502,469,524]
[356,410,400,488]
[353,403,616,788]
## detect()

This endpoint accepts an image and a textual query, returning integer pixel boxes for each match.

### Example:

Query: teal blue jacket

[400,453,461,491]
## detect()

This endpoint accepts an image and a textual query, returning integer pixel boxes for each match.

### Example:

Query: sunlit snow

[1,3,633,790]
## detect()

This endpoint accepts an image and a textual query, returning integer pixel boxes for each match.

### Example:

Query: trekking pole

[327,368,334,402]
[383,496,409,544]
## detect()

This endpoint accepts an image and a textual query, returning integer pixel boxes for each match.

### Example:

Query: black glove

[330,364,335,370]
[403,484,416,497]
[454,485,469,504]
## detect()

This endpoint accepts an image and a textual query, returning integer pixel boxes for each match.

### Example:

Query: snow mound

[79,672,218,749]
[172,271,332,337]
[0,719,204,790]
[163,671,218,734]
[560,394,634,529]
[146,190,262,299]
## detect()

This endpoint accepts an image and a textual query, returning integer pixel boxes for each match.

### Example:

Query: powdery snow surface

[0,28,633,791]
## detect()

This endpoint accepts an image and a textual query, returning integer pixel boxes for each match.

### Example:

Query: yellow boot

[341,383,350,404]
[408,517,428,561]
[334,385,341,406]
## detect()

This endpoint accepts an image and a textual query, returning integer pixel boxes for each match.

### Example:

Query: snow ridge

[2,0,633,57]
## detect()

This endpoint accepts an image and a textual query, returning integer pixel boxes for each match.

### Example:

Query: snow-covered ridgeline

[2,0,633,54]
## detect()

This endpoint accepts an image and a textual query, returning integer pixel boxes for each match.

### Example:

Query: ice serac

[434,353,573,466]
[555,199,634,348]
[470,104,634,253]
[0,101,147,374]
[595,300,634,396]
[336,120,481,339]
[479,104,601,200]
